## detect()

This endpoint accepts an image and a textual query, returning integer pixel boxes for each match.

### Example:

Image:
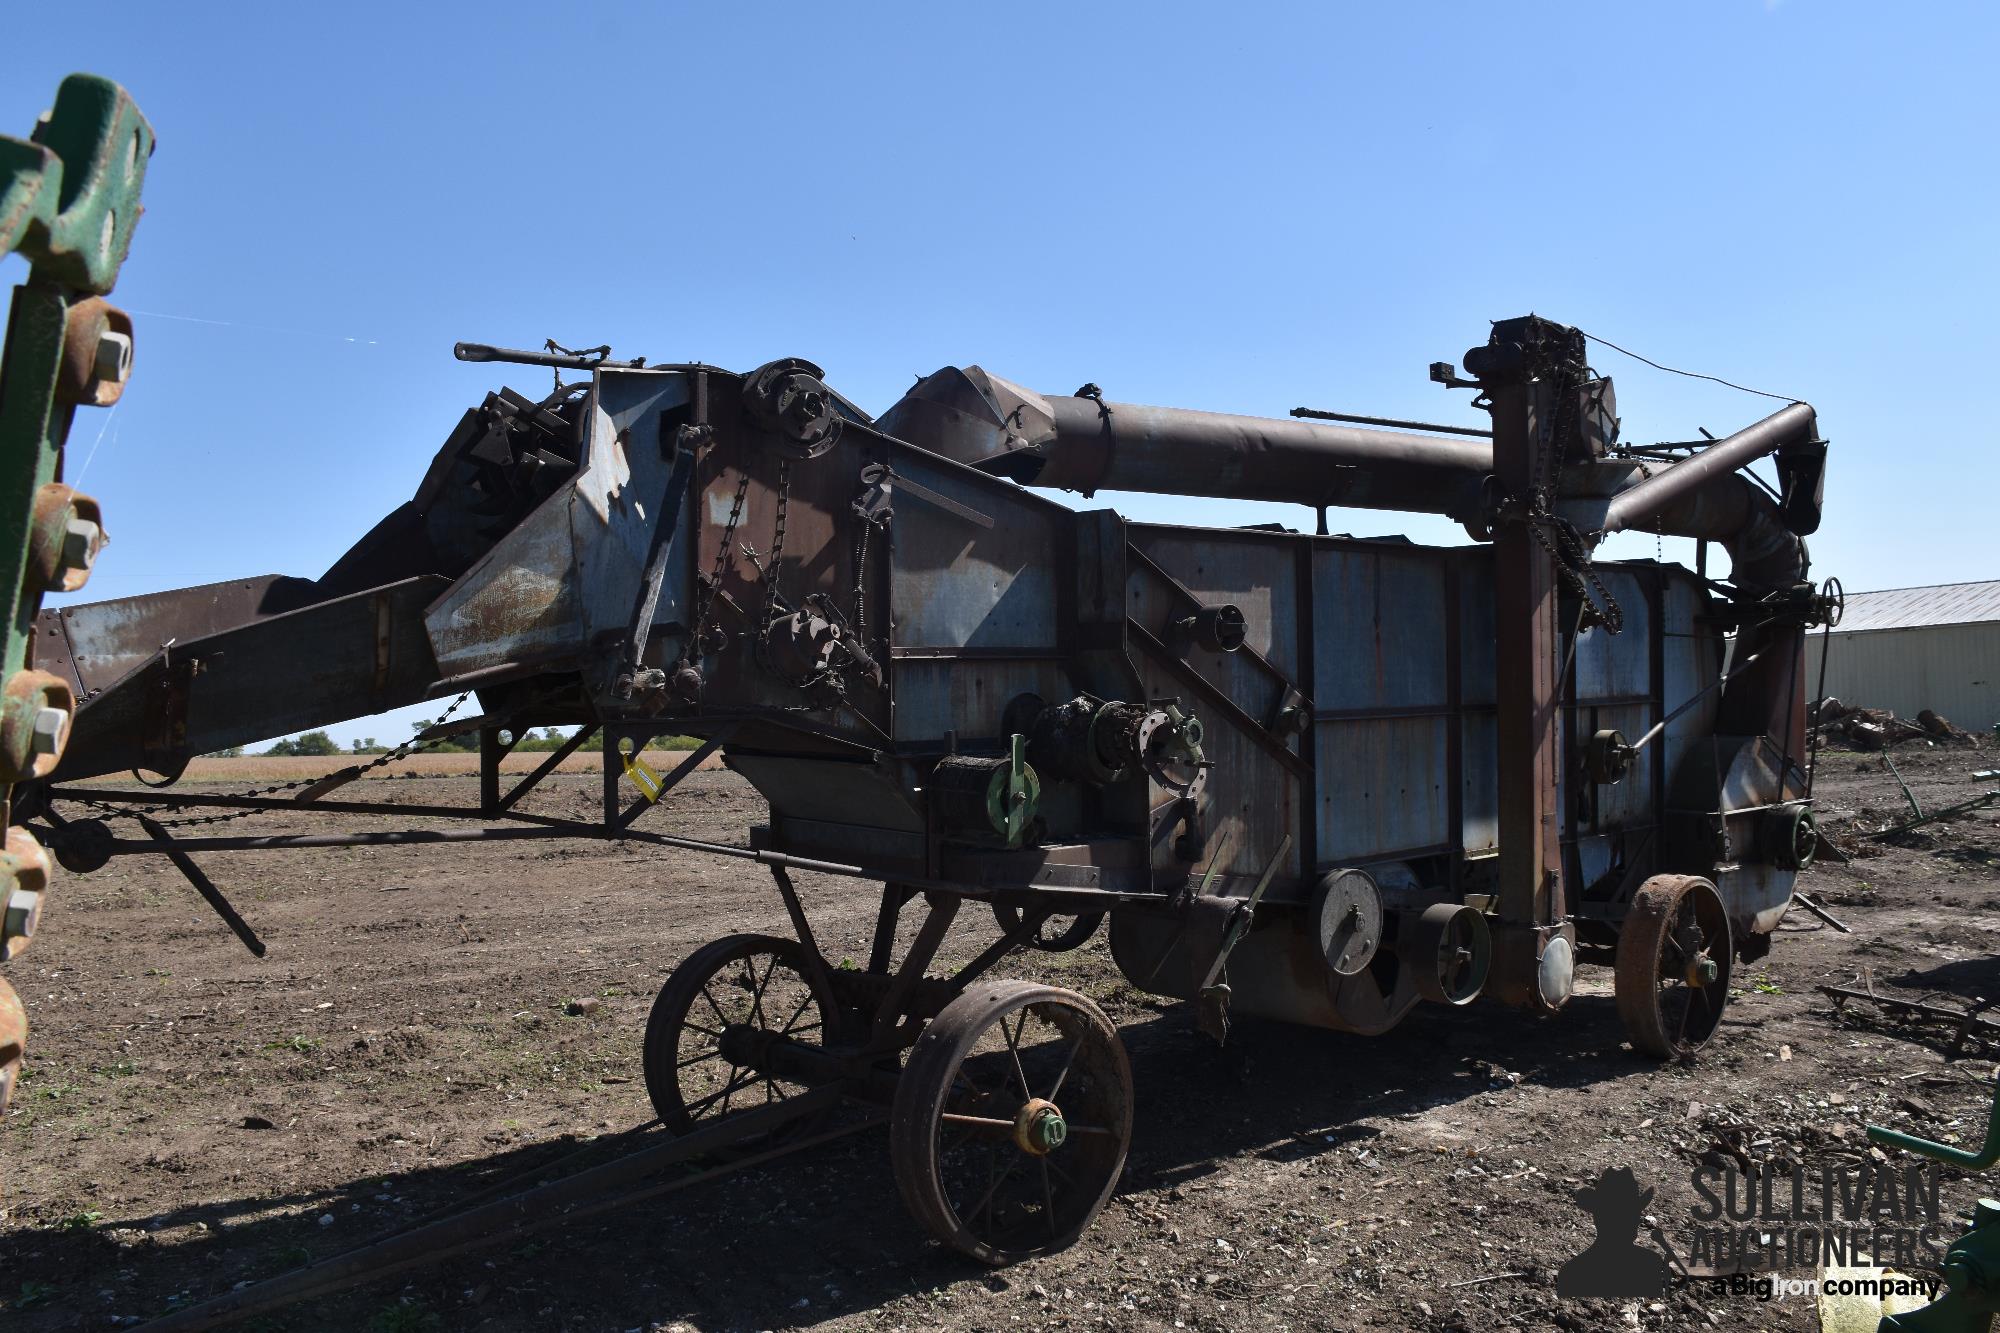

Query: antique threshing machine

[12,302,1833,1303]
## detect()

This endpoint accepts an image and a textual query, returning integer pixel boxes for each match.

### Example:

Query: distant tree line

[204,724,699,758]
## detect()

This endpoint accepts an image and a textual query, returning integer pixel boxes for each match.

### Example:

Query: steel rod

[1626,649,1766,755]
[87,819,1157,908]
[1289,406,1491,438]
[56,786,577,828]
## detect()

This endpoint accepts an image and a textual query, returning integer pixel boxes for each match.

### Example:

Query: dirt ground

[6,745,2000,1332]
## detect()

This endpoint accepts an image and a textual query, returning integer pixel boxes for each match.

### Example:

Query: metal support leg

[768,864,835,1002]
[868,882,914,974]
[602,725,623,828]
[870,893,959,1046]
[478,725,504,816]
[135,815,265,957]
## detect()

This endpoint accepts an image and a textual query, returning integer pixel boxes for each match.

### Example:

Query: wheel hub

[1013,1097,1067,1156]
[1684,952,1719,988]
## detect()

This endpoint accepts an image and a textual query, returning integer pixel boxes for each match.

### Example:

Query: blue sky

[5,3,1992,748]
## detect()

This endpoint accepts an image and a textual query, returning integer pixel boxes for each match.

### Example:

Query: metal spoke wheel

[891,981,1132,1265]
[1615,875,1733,1059]
[642,933,836,1144]
[991,903,1105,953]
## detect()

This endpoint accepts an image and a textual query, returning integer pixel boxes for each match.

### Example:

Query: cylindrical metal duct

[877,366,1494,522]
[1034,396,1493,518]
[1599,402,1817,537]
[879,367,1819,589]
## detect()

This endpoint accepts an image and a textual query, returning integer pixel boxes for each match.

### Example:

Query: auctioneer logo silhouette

[1557,1167,1670,1299]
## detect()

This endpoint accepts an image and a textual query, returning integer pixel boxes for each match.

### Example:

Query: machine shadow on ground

[0,995,1653,1330]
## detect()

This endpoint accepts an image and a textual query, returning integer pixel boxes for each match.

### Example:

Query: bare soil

[174,749,719,784]
[7,747,2000,1332]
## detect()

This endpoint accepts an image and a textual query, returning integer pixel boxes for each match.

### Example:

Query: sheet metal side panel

[423,480,586,674]
[1124,530,1304,882]
[892,659,1074,743]
[1126,528,1301,680]
[572,371,695,659]
[1312,545,1449,710]
[1579,701,1654,829]
[1661,573,1719,789]
[1126,530,1299,755]
[888,447,1062,651]
[1305,543,1453,862]
[1316,715,1450,861]
[1460,711,1498,853]
[1574,569,1653,701]
[39,573,318,696]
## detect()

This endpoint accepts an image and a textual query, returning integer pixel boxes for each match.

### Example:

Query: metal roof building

[1804,580,2000,730]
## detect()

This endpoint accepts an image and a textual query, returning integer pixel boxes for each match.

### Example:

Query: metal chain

[751,459,794,680]
[681,463,750,666]
[764,459,792,627]
[71,691,475,828]
[850,515,874,646]
[1518,362,1623,634]
[1529,512,1624,634]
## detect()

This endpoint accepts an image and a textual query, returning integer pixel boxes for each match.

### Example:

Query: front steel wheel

[642,933,836,1143]
[890,981,1132,1265]
[1615,875,1733,1059]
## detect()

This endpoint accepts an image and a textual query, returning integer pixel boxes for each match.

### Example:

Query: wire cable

[1579,328,1799,404]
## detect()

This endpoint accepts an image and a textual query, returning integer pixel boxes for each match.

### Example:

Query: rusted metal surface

[31,314,1833,1069]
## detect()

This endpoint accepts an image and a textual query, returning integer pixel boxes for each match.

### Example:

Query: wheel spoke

[941,1112,1017,1132]
[1004,1011,1033,1101]
[684,1067,754,1118]
[775,988,816,1037]
[1045,1035,1083,1102]
[1041,1158,1058,1242]
[747,958,774,1032]
[698,984,732,1032]
[969,1152,1021,1230]
[1063,1123,1118,1138]
[676,1050,724,1071]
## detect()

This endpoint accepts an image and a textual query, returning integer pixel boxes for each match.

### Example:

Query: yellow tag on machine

[622,748,664,803]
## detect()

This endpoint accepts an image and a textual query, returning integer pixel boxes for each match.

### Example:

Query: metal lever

[1195,833,1293,1043]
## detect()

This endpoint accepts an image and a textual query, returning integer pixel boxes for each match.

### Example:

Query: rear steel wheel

[891,981,1132,1265]
[1615,875,1733,1059]
[642,933,836,1143]
[991,904,1105,953]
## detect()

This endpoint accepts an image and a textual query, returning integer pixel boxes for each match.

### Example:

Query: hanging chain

[1528,512,1625,634]
[680,462,750,667]
[69,691,476,828]
[750,459,795,681]
[1515,368,1624,634]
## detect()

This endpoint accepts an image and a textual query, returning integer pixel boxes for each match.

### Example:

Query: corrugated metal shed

[1830,581,2000,633]
[1805,579,2000,730]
